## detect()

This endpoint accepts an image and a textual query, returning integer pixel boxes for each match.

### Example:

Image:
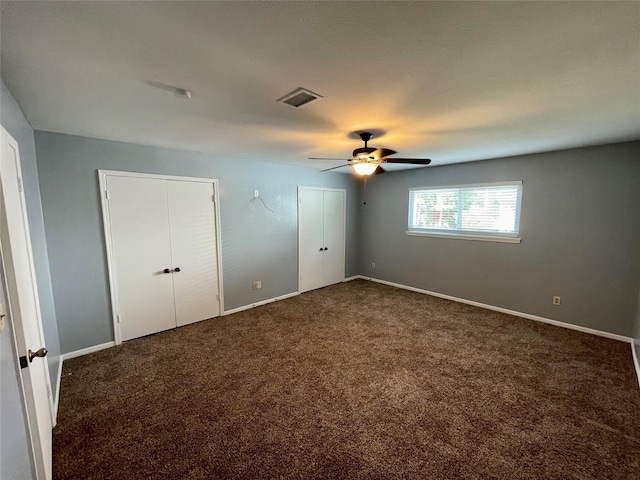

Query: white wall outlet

[553,296,561,306]
[252,280,262,290]
[253,190,259,198]
[371,262,376,269]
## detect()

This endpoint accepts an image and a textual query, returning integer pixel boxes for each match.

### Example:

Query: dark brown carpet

[54,279,640,479]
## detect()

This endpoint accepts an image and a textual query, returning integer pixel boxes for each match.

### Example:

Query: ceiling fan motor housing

[359,132,374,143]
[352,147,377,160]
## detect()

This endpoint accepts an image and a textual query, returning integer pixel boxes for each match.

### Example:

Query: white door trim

[98,170,224,345]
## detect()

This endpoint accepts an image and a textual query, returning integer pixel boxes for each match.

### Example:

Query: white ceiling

[1,1,639,173]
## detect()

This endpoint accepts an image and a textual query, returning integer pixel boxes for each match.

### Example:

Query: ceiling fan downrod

[359,132,373,148]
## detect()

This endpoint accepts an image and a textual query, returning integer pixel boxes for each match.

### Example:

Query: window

[407,181,523,243]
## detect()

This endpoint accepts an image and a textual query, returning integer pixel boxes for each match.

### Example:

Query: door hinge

[105,190,110,200]
[212,194,216,203]
[117,314,121,323]
[17,177,23,193]
[19,356,28,369]
[216,294,220,301]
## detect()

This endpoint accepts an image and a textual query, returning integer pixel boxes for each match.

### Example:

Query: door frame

[98,170,224,345]
[297,186,346,293]
[1,124,53,479]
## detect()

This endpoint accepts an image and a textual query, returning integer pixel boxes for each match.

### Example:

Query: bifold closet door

[298,188,325,293]
[322,190,345,286]
[106,176,176,341]
[167,180,220,326]
[298,187,345,293]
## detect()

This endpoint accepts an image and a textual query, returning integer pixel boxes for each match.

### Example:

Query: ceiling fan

[309,132,432,176]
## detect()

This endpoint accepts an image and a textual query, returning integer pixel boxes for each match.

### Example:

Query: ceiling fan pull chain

[363,176,368,205]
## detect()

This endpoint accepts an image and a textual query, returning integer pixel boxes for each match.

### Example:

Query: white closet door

[167,180,220,327]
[298,187,325,293]
[322,189,345,286]
[106,176,176,341]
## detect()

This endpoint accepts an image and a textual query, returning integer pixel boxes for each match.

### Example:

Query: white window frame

[406,181,523,243]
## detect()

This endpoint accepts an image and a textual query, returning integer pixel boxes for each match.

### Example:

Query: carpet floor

[54,279,640,479]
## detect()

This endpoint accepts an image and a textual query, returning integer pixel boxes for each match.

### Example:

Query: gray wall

[358,141,640,338]
[1,81,61,392]
[34,131,360,354]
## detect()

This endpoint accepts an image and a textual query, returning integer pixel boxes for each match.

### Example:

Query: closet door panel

[167,180,220,326]
[106,176,176,341]
[322,190,345,286]
[298,188,325,293]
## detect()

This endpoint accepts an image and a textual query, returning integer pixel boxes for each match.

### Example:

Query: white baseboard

[54,341,116,420]
[53,357,63,425]
[223,291,299,316]
[356,276,632,344]
[632,341,640,389]
[343,275,365,282]
[60,341,116,361]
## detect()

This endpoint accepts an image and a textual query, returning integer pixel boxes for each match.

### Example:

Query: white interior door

[0,125,52,480]
[322,190,345,286]
[106,175,176,341]
[298,187,325,293]
[167,180,221,327]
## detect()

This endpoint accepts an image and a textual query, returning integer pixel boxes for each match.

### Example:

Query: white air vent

[277,87,323,108]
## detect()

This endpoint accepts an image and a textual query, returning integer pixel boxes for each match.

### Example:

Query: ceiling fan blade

[381,158,431,165]
[321,164,352,172]
[374,166,386,174]
[309,157,352,161]
[368,148,396,160]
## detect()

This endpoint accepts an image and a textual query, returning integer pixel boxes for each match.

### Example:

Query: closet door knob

[174,267,181,272]
[28,347,48,362]
[163,268,171,274]
[319,248,324,252]
[324,247,328,251]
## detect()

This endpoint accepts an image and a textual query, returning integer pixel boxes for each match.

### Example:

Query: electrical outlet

[553,296,561,306]
[254,190,259,198]
[252,281,262,290]
[371,262,376,269]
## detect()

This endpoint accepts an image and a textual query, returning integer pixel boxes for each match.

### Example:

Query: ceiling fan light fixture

[309,130,431,175]
[352,163,378,176]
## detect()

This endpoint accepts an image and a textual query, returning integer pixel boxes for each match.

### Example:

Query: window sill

[406,231,521,244]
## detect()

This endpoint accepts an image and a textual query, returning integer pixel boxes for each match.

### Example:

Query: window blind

[408,182,522,238]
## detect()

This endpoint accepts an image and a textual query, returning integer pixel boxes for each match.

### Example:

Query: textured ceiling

[1,1,639,173]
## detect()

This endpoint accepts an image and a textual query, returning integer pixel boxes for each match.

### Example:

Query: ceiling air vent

[277,87,323,108]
